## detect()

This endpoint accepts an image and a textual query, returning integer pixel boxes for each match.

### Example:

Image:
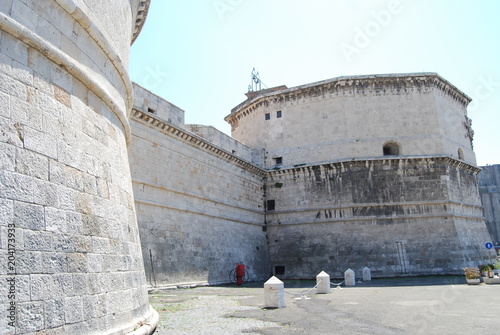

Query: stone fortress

[0,1,498,334]
[132,72,497,285]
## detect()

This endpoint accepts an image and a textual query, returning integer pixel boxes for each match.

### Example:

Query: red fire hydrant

[236,264,245,285]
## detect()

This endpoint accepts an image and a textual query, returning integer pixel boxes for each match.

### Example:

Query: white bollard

[316,271,331,294]
[344,268,355,286]
[363,267,372,281]
[264,276,285,308]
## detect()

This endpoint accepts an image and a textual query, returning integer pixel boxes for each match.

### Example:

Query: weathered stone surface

[13,201,45,230]
[64,296,84,324]
[129,87,270,286]
[16,302,44,333]
[0,1,156,334]
[265,158,494,278]
[44,299,65,329]
[478,164,500,244]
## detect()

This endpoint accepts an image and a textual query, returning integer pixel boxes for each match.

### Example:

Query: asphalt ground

[149,276,500,334]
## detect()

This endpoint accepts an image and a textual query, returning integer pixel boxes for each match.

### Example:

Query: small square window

[274,266,285,275]
[277,111,282,118]
[266,200,275,211]
[274,157,283,165]
[147,108,156,114]
[265,113,270,120]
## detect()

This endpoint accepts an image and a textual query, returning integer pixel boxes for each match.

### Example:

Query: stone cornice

[267,156,481,179]
[130,109,265,176]
[131,0,151,44]
[225,73,472,127]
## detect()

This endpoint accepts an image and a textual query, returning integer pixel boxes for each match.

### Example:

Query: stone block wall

[265,157,495,279]
[478,164,500,244]
[128,99,270,286]
[0,1,155,334]
[132,82,185,128]
[186,124,256,164]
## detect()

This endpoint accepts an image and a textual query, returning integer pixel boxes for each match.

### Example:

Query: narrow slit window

[265,113,270,120]
[277,110,282,118]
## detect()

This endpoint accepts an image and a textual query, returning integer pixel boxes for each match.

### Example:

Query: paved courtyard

[149,276,500,334]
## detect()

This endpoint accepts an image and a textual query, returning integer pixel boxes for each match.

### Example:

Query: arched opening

[383,142,400,156]
[458,148,464,160]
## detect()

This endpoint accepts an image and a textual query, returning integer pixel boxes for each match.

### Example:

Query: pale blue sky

[129,0,500,165]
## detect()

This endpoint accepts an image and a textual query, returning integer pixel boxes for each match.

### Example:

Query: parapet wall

[128,99,270,286]
[186,124,258,164]
[132,82,185,128]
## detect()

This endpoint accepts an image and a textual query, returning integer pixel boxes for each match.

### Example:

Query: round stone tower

[226,73,496,278]
[0,1,157,333]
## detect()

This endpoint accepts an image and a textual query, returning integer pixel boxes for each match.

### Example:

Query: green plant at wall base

[488,263,496,276]
[275,182,283,188]
[463,267,480,279]
[479,264,494,277]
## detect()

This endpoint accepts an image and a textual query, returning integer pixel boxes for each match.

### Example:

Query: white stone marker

[344,268,355,286]
[316,271,331,294]
[363,267,372,281]
[264,276,285,308]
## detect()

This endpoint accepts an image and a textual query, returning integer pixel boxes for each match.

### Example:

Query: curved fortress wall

[0,1,155,334]
[227,73,495,278]
[129,84,270,286]
[266,158,491,278]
